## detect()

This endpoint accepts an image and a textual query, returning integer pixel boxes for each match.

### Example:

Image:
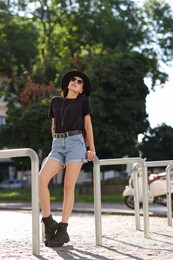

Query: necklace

[60,98,75,127]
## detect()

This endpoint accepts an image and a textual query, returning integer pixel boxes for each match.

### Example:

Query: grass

[0,188,31,202]
[0,187,124,203]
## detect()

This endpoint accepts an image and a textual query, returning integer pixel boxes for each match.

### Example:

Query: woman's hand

[86,150,96,161]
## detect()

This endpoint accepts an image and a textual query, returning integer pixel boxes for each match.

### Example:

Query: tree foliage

[0,0,173,164]
[0,100,53,160]
[18,79,56,106]
[138,124,173,161]
[85,50,149,158]
[0,2,38,77]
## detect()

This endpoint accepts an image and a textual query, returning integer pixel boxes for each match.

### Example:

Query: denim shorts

[47,134,87,166]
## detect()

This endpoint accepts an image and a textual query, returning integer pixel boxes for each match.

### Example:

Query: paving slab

[0,209,173,259]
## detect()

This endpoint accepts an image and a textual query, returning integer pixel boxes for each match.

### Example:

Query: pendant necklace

[60,98,75,127]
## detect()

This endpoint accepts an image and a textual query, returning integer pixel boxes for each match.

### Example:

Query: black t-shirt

[48,95,92,133]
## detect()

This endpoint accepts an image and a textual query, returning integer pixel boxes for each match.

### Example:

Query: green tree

[0,100,52,160]
[138,124,173,161]
[84,50,149,158]
[1,0,173,161]
[0,2,38,77]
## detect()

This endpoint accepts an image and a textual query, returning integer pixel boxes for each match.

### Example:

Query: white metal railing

[145,161,173,226]
[93,157,173,246]
[0,148,40,256]
[166,164,173,226]
[133,161,173,230]
[132,163,141,231]
[93,156,148,246]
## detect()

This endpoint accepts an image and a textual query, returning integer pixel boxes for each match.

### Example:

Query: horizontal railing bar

[99,157,145,166]
[0,148,40,256]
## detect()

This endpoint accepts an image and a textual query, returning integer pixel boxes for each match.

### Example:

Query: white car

[0,179,22,189]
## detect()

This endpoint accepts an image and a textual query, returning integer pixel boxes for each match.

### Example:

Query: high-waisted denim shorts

[47,134,87,166]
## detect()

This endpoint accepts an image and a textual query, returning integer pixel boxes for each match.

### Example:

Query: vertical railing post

[146,160,173,228]
[30,150,40,255]
[166,165,173,226]
[0,148,40,255]
[141,161,150,238]
[93,157,147,244]
[133,163,141,231]
[93,156,102,245]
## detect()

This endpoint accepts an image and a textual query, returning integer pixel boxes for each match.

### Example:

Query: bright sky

[146,66,173,128]
[137,0,173,129]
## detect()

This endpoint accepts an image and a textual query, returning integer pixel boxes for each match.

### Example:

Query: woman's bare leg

[61,162,83,223]
[39,159,62,217]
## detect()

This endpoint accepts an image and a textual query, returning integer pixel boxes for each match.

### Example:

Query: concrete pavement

[0,203,173,259]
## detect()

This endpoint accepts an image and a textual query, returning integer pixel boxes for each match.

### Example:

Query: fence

[133,161,173,230]
[146,161,173,226]
[0,148,40,256]
[1,149,173,255]
[93,156,148,245]
[93,157,173,246]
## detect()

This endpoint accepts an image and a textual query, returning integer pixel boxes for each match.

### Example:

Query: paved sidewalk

[0,203,173,259]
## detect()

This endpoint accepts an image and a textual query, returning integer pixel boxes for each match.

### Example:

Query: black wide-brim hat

[61,70,92,97]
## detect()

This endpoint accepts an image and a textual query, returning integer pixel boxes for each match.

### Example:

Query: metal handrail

[130,160,173,233]
[145,161,173,226]
[93,156,148,246]
[132,163,141,231]
[0,148,40,256]
[166,165,173,226]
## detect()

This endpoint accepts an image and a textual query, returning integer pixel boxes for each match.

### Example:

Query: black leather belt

[54,130,82,139]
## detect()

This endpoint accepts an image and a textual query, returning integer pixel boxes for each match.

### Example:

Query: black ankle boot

[42,214,59,246]
[48,222,70,247]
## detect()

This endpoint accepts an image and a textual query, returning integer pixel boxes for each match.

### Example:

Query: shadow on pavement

[51,245,112,260]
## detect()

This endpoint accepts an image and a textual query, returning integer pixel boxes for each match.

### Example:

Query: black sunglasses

[70,77,84,85]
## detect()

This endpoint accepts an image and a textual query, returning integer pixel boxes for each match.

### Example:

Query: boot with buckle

[42,214,59,246]
[48,222,70,247]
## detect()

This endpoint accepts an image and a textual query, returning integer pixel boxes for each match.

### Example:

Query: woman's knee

[63,183,75,195]
[39,170,49,188]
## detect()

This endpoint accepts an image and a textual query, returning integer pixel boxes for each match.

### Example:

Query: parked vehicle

[0,179,22,189]
[123,170,173,209]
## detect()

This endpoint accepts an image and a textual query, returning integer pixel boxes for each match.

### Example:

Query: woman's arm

[84,114,96,161]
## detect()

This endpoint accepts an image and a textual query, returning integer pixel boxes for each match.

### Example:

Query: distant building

[0,98,7,126]
[0,75,10,183]
[0,158,16,183]
[0,75,8,126]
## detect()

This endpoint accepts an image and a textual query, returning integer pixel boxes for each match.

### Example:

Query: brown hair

[61,87,68,97]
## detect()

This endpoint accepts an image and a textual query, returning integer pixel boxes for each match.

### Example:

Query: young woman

[39,70,96,247]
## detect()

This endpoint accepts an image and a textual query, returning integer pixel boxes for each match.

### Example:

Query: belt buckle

[59,133,65,138]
